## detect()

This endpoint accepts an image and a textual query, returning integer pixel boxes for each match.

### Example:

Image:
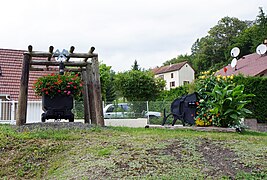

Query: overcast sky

[0,0,266,72]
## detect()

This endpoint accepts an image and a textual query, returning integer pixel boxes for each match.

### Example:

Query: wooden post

[91,56,104,126]
[82,70,90,123]
[87,63,97,124]
[17,53,31,125]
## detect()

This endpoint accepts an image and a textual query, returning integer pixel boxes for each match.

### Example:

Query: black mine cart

[162,92,199,126]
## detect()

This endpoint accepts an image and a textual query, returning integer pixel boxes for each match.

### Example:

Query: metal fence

[0,100,178,125]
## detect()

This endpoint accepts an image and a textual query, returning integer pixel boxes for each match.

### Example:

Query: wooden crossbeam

[30,67,86,72]
[30,60,90,67]
[26,51,97,58]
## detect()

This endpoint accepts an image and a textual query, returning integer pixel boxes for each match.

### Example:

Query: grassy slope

[0,124,266,179]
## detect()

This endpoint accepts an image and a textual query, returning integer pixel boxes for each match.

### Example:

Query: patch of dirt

[14,122,94,132]
[197,139,253,178]
[147,140,183,161]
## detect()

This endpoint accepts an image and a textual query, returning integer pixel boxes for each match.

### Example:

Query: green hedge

[234,76,267,123]
[156,86,189,101]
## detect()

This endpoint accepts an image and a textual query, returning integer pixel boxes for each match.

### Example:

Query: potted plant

[33,72,83,122]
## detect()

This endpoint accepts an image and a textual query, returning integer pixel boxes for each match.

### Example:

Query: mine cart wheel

[69,118,74,122]
[41,116,46,122]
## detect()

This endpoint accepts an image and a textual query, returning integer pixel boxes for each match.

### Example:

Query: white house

[152,61,195,90]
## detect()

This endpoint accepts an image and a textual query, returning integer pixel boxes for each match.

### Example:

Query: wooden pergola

[16,45,104,126]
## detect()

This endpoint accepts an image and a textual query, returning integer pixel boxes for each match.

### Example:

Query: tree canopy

[115,70,165,101]
[163,8,267,74]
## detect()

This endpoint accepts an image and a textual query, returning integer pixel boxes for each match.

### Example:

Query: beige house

[152,61,195,90]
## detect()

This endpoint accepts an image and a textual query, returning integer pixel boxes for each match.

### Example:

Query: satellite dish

[231,58,237,69]
[230,47,240,57]
[256,44,267,55]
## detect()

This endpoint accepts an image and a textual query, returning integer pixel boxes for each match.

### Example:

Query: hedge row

[234,76,267,123]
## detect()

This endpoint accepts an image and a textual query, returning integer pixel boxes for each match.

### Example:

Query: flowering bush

[33,72,83,100]
[195,71,253,127]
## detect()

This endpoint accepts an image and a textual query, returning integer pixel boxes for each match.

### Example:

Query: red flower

[58,90,61,93]
[45,91,49,94]
[224,67,228,73]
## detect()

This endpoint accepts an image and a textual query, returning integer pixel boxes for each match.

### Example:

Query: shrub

[195,71,254,127]
[233,75,267,123]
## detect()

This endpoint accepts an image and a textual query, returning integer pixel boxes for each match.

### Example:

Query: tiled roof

[151,61,189,75]
[0,48,58,101]
[217,53,267,77]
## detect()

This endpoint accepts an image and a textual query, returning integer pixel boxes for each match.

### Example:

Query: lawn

[0,123,266,179]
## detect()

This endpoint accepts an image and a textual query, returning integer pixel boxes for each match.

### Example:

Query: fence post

[10,101,15,124]
[146,101,149,124]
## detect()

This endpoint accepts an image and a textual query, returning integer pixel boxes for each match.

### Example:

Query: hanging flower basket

[33,72,83,122]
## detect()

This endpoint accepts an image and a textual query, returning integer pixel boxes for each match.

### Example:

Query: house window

[171,73,174,78]
[158,75,164,79]
[170,81,175,88]
[183,81,189,85]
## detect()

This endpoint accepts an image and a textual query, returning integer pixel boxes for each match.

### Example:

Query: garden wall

[244,119,267,132]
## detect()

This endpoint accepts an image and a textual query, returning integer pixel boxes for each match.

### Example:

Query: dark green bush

[156,86,189,101]
[234,75,267,123]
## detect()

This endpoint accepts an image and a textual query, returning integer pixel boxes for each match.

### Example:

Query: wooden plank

[91,56,104,126]
[17,54,31,125]
[146,125,237,132]
[82,71,90,123]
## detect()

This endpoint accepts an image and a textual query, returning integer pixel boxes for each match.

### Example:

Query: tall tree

[131,60,140,71]
[115,70,165,101]
[99,63,116,102]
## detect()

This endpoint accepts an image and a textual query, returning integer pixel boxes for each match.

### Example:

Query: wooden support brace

[82,71,90,123]
[17,53,31,125]
[86,63,97,124]
[91,56,104,126]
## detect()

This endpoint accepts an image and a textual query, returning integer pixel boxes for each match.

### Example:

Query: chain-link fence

[73,100,184,125]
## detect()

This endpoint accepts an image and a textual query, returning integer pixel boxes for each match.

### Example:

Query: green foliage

[115,70,165,101]
[33,72,83,101]
[233,75,267,122]
[208,84,254,127]
[156,85,189,101]
[131,60,140,71]
[100,63,117,102]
